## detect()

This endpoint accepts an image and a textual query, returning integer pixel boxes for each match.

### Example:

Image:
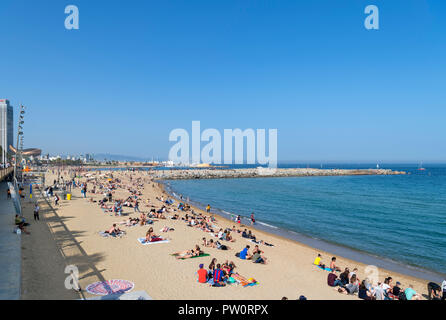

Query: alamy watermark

[364,5,379,30]
[168,121,278,172]
[65,5,79,30]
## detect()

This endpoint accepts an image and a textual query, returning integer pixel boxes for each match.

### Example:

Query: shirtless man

[330,257,341,272]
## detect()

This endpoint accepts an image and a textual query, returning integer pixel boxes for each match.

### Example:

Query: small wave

[222,210,234,216]
[257,222,279,229]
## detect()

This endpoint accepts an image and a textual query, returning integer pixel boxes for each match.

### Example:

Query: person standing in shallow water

[206,204,211,213]
[251,212,255,225]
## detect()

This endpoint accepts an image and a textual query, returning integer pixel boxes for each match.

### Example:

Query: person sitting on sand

[330,257,341,272]
[390,281,403,299]
[339,268,350,286]
[337,274,359,295]
[314,254,322,266]
[208,258,217,278]
[107,224,123,236]
[404,284,422,300]
[197,263,208,284]
[144,227,163,243]
[327,269,343,287]
[250,245,267,264]
[247,230,257,241]
[211,264,226,287]
[358,280,375,300]
[236,245,251,260]
[221,260,236,275]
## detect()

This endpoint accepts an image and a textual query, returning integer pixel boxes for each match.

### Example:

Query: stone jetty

[153,168,406,180]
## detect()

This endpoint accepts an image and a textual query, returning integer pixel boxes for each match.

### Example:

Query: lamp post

[14,105,25,188]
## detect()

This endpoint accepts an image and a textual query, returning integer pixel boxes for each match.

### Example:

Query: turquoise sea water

[166,164,446,281]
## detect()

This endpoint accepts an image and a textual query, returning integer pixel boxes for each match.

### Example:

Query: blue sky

[0,0,445,162]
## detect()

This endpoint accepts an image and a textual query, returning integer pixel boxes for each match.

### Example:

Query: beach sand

[20,169,430,300]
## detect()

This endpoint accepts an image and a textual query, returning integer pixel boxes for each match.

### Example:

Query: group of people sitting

[236,245,268,264]
[197,258,237,287]
[315,254,441,300]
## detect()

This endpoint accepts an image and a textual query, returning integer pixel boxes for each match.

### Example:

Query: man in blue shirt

[239,245,251,260]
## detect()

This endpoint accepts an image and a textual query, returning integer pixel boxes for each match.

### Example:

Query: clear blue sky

[1,0,445,162]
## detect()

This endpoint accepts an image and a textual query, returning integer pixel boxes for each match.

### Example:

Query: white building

[0,99,14,164]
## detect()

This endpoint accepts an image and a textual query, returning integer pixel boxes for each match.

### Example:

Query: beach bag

[235,252,240,257]
[398,291,407,300]
[15,228,21,235]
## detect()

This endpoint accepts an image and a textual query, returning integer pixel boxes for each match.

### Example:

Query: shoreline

[160,180,445,284]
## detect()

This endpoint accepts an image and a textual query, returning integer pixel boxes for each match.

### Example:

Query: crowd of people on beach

[35,166,446,300]
[313,254,446,300]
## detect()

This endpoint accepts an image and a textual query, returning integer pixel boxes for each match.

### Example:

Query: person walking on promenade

[34,203,40,221]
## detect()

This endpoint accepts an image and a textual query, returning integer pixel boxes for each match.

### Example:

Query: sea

[162,163,446,283]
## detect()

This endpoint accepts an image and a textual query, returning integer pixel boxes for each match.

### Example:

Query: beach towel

[99,231,124,238]
[137,237,169,245]
[171,253,210,260]
[317,265,332,272]
[86,279,134,296]
[231,274,259,287]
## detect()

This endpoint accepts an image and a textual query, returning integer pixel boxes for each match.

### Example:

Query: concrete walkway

[0,182,21,300]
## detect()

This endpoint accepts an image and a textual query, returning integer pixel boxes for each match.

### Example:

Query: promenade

[0,181,21,299]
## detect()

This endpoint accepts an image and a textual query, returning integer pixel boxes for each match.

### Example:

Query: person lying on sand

[173,245,203,259]
[120,217,139,226]
[160,226,174,232]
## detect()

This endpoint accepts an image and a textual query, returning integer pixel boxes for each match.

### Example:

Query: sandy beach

[20,168,431,300]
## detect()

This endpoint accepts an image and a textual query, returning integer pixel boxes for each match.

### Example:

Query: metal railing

[0,167,13,182]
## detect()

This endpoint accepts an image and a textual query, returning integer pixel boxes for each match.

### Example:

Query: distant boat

[376,164,379,169]
[418,162,426,171]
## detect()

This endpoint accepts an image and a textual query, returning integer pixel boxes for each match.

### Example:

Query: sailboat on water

[418,162,426,171]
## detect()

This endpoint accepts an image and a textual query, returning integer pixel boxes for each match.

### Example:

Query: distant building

[0,99,13,164]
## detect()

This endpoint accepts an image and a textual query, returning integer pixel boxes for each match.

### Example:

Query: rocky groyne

[153,168,406,180]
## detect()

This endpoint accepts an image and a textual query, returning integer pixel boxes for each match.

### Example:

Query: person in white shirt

[374,282,385,300]
[441,280,446,300]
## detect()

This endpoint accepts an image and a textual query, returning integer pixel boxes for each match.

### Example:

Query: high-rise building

[0,99,14,164]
